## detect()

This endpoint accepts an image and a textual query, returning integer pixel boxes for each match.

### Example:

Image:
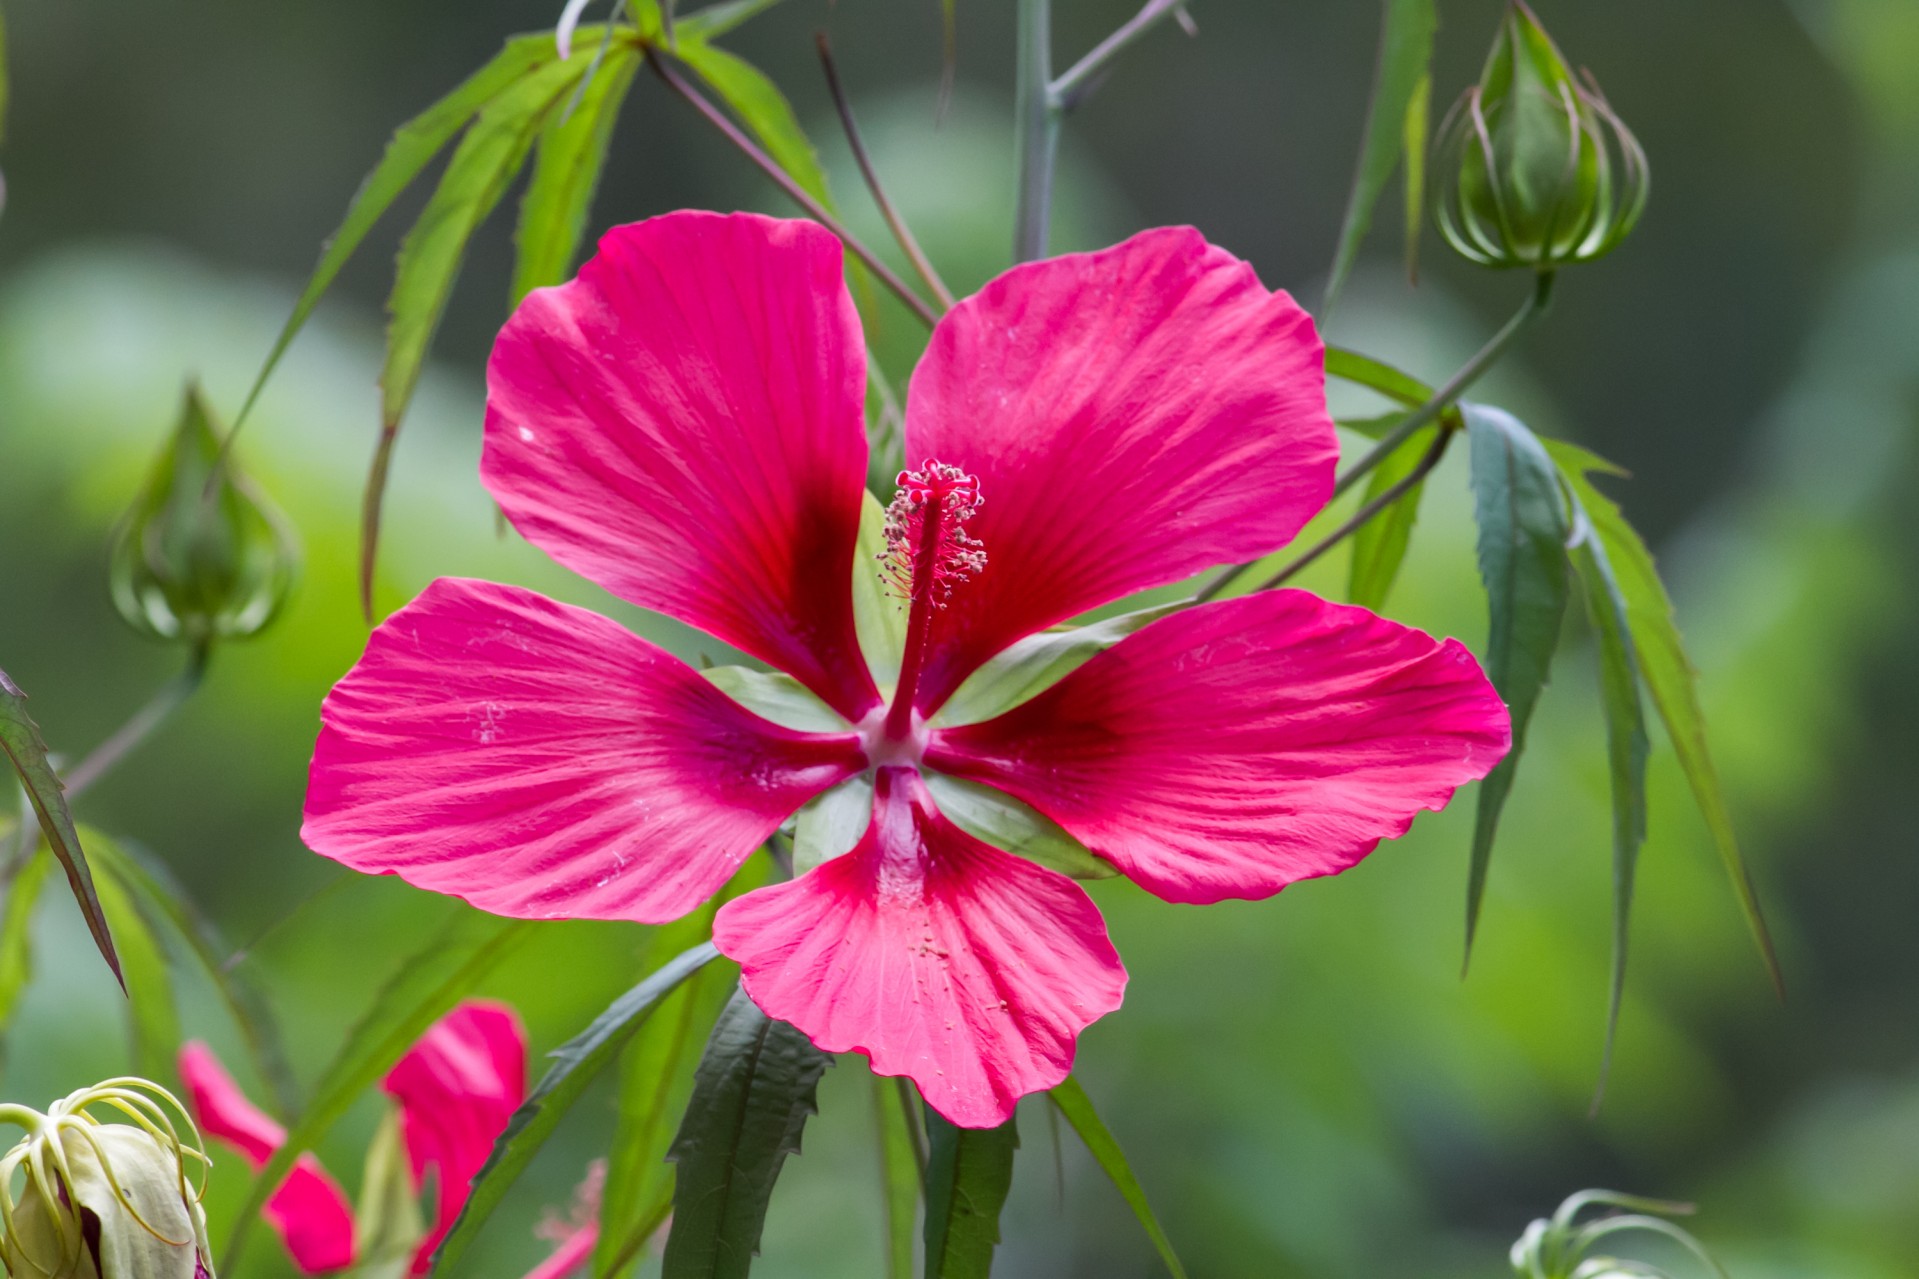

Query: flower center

[878,459,985,745]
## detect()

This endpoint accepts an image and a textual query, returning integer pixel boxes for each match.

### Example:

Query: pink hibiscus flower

[180,1001,525,1275]
[302,211,1511,1128]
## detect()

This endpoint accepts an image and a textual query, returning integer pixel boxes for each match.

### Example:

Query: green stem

[64,642,211,800]
[1013,0,1058,262]
[1331,270,1555,501]
[1050,0,1192,110]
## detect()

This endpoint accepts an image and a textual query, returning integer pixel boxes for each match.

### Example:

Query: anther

[879,460,986,608]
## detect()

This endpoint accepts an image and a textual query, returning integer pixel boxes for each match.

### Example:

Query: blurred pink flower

[303,211,1510,1128]
[181,1001,524,1275]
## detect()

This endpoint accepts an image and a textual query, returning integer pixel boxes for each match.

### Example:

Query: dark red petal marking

[927,591,1512,905]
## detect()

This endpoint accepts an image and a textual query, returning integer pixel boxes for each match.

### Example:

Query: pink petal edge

[713,767,1126,1129]
[928,590,1513,904]
[302,577,864,925]
[483,211,878,721]
[901,226,1338,712]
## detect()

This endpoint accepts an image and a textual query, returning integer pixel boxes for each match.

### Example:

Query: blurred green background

[2,0,1917,1275]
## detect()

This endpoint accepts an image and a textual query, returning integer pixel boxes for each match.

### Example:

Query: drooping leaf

[661,987,834,1279]
[353,1109,426,1279]
[231,31,579,432]
[367,50,593,612]
[434,941,725,1273]
[84,834,299,1116]
[920,774,1116,881]
[1462,403,1572,967]
[1561,486,1649,1107]
[673,38,834,208]
[86,830,181,1086]
[1346,420,1436,610]
[873,1073,922,1279]
[220,909,533,1272]
[1546,440,1782,995]
[1049,1076,1187,1279]
[934,602,1183,727]
[792,775,873,876]
[596,918,737,1278]
[0,668,120,986]
[699,668,846,733]
[1324,345,1430,408]
[921,1108,1017,1279]
[854,489,908,689]
[512,40,641,303]
[1402,68,1431,281]
[1323,0,1438,312]
[0,850,53,1034]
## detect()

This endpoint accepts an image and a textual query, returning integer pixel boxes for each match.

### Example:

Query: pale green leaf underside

[934,602,1182,728]
[854,488,908,689]
[701,667,848,733]
[922,774,1116,880]
[793,774,873,874]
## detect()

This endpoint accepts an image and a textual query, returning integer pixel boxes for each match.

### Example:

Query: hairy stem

[1013,0,1059,262]
[648,50,941,329]
[64,641,212,800]
[817,34,956,312]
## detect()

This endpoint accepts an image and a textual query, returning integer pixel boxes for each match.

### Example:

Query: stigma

[880,460,986,608]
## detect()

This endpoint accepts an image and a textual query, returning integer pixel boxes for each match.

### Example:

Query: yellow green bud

[1435,1,1648,271]
[107,384,298,647]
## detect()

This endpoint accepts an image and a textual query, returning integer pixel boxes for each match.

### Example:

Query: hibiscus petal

[713,767,1126,1129]
[927,591,1512,904]
[178,1043,356,1274]
[303,577,864,924]
[483,211,878,721]
[384,1002,527,1275]
[901,227,1338,710]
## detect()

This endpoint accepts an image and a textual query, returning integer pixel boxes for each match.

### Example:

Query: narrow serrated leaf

[0,669,120,986]
[86,830,181,1085]
[232,31,575,431]
[366,51,591,612]
[0,851,53,1033]
[874,1073,921,1279]
[675,39,833,208]
[1049,1076,1187,1279]
[1324,0,1438,312]
[921,1108,1017,1279]
[1561,488,1649,1107]
[1462,404,1571,967]
[512,41,640,303]
[935,602,1183,727]
[219,909,533,1272]
[1546,440,1782,995]
[1402,68,1431,282]
[435,942,724,1273]
[1324,345,1429,408]
[662,987,833,1279]
[1346,419,1435,610]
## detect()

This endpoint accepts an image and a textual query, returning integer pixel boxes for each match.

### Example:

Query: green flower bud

[108,384,298,647]
[1435,1,1648,271]
[0,1081,214,1279]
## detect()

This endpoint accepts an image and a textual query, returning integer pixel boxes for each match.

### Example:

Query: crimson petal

[901,227,1337,711]
[714,767,1126,1129]
[303,578,864,924]
[928,591,1512,904]
[484,211,878,721]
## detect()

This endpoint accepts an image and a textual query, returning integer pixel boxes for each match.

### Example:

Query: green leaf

[920,774,1116,881]
[674,38,833,208]
[1561,485,1649,1107]
[700,667,847,733]
[434,941,725,1273]
[220,909,533,1272]
[935,603,1182,727]
[1048,1076,1187,1279]
[854,489,908,690]
[0,851,53,1033]
[87,831,181,1086]
[1324,345,1430,408]
[921,1108,1017,1279]
[232,31,576,432]
[1346,419,1435,611]
[873,1074,922,1279]
[353,1109,426,1279]
[792,775,873,876]
[0,668,121,986]
[597,918,736,1278]
[1546,441,1783,996]
[674,0,790,40]
[662,986,834,1279]
[1323,0,1438,312]
[1402,68,1431,281]
[368,50,593,610]
[512,41,641,303]
[84,834,299,1116]
[1462,404,1572,967]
